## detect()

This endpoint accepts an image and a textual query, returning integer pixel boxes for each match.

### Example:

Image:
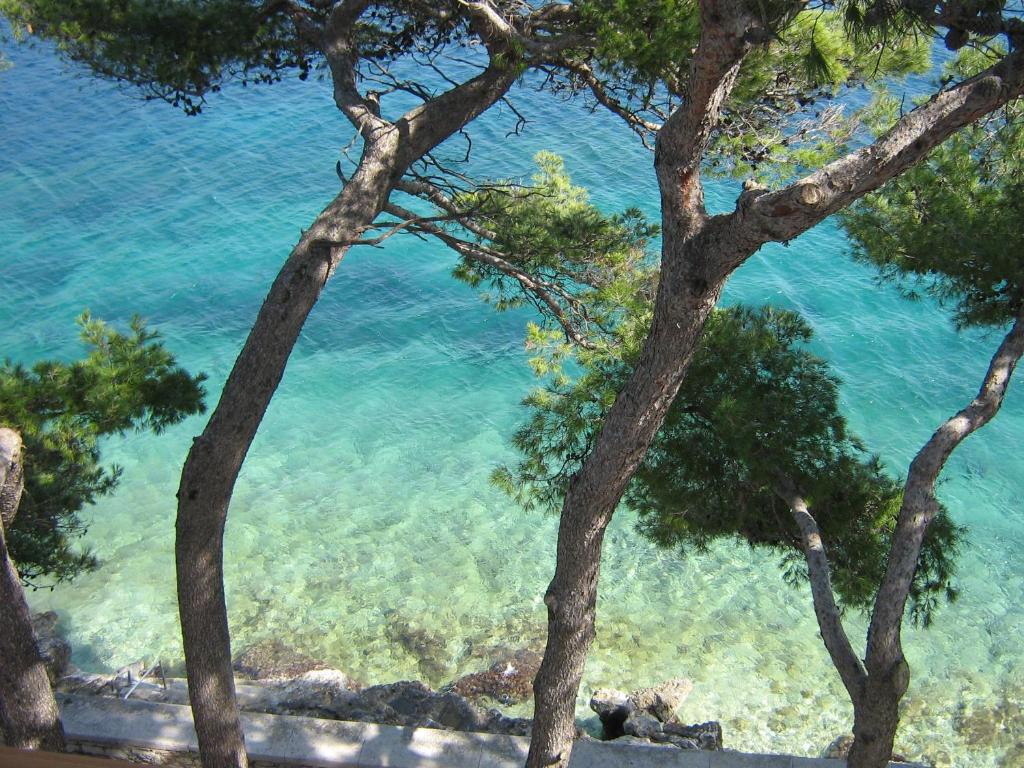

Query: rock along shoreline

[36,617,725,752]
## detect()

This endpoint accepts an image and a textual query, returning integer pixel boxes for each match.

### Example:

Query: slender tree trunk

[526,5,759,761]
[176,144,401,768]
[846,313,1024,768]
[0,428,66,752]
[527,223,739,767]
[175,47,518,764]
[778,482,867,700]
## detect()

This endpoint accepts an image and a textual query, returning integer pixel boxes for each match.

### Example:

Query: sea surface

[1,38,1022,768]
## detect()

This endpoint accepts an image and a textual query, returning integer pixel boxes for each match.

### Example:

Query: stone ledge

[58,695,923,768]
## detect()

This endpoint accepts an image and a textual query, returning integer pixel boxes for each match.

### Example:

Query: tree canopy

[0,313,206,585]
[841,52,1024,329]
[492,250,964,620]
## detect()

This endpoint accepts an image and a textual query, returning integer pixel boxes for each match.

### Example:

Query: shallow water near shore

[2,40,1023,768]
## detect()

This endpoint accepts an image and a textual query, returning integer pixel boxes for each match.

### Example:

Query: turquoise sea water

[2,41,1023,768]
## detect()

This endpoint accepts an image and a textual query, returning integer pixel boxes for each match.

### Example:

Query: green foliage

[0,312,206,585]
[575,0,700,88]
[626,306,963,621]
[713,8,931,179]
[498,301,962,620]
[568,2,931,178]
[354,0,468,63]
[452,152,659,354]
[840,55,1024,328]
[0,0,307,114]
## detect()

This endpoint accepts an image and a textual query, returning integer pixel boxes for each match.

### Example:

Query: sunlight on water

[1,41,1022,768]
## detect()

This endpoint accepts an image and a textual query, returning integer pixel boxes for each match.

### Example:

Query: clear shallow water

[1,43,1022,768]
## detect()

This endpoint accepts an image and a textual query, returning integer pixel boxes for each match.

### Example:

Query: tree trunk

[846,663,908,768]
[526,223,736,767]
[526,7,760,761]
[0,428,66,752]
[175,142,401,768]
[846,313,1024,768]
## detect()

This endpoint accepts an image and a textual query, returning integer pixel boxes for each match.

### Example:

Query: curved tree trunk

[526,3,757,762]
[526,223,738,767]
[846,313,1024,768]
[174,39,518,763]
[0,428,66,752]
[527,28,1024,765]
[176,143,401,768]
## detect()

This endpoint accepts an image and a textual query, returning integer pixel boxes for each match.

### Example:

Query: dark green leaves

[498,303,962,620]
[453,152,658,354]
[0,0,306,113]
[0,312,206,585]
[840,84,1024,329]
[627,306,963,619]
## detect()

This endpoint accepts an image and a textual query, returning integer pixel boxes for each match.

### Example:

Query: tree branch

[867,309,1024,659]
[561,60,662,147]
[774,475,867,698]
[393,177,501,241]
[457,0,585,59]
[735,46,1024,249]
[385,202,596,348]
[323,0,393,136]
[656,0,765,232]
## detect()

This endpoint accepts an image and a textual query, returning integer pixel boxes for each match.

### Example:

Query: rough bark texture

[528,8,1024,766]
[0,428,66,752]
[173,6,521,765]
[526,4,759,765]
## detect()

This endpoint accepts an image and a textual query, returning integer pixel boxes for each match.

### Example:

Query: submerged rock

[383,616,453,682]
[233,639,325,680]
[590,678,719,750]
[449,649,542,705]
[31,611,71,683]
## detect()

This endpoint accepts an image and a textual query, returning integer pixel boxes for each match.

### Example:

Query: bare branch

[458,0,585,59]
[562,60,662,147]
[385,201,597,348]
[867,310,1024,661]
[774,475,867,698]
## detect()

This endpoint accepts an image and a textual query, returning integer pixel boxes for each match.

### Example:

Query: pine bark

[526,4,757,763]
[527,10,1024,766]
[174,14,518,760]
[175,154,398,768]
[0,428,66,752]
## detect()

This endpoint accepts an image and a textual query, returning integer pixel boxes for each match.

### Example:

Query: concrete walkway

[58,695,914,768]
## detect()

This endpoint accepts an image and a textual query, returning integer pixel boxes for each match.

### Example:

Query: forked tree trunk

[847,667,908,768]
[0,428,66,752]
